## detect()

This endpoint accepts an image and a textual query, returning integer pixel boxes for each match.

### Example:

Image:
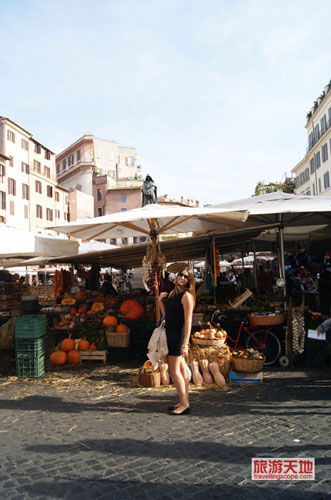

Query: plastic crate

[16,354,45,378]
[15,336,46,358]
[15,315,46,339]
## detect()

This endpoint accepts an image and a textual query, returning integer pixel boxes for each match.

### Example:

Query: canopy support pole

[277,216,287,305]
[252,241,258,290]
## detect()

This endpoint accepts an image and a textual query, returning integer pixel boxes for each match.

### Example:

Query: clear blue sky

[1,0,330,205]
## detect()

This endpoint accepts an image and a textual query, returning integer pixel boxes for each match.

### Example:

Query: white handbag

[147,319,169,370]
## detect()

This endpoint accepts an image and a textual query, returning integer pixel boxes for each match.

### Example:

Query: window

[65,195,68,204]
[308,132,313,149]
[68,154,74,167]
[9,156,13,167]
[306,190,311,196]
[55,191,59,202]
[0,191,6,209]
[110,238,117,245]
[139,236,147,243]
[7,130,15,143]
[35,180,42,194]
[8,178,16,195]
[56,164,60,174]
[34,160,41,173]
[55,209,60,219]
[324,171,330,189]
[21,162,29,174]
[64,212,69,221]
[0,163,5,179]
[314,124,320,142]
[34,143,41,154]
[321,115,327,134]
[322,143,328,162]
[133,236,137,244]
[44,166,51,178]
[315,151,321,169]
[97,207,103,216]
[22,184,29,200]
[121,194,127,202]
[44,150,51,160]
[47,185,53,198]
[77,149,81,161]
[121,237,128,244]
[24,205,29,219]
[97,189,102,201]
[9,200,14,216]
[120,208,127,212]
[63,159,67,170]
[36,205,42,218]
[46,208,53,221]
[318,178,321,193]
[310,158,315,174]
[21,139,28,150]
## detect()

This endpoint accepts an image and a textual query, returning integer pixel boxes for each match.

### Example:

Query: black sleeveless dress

[165,291,185,356]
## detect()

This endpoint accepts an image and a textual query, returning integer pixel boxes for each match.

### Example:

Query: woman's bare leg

[168,355,189,412]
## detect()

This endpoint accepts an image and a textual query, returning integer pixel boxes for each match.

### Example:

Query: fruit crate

[15,315,47,339]
[15,336,46,358]
[16,354,45,378]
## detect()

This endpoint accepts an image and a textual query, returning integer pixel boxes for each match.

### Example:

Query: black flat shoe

[168,406,191,415]
[168,405,179,411]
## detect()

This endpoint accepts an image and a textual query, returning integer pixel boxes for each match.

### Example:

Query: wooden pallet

[79,350,107,364]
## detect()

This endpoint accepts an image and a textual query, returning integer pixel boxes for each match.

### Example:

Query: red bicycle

[211,310,282,366]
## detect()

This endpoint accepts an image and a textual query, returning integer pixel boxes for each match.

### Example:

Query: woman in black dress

[158,267,195,415]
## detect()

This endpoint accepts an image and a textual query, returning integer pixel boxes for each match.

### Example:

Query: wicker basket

[248,313,285,326]
[191,337,226,348]
[232,355,265,373]
[105,330,130,348]
[138,371,160,387]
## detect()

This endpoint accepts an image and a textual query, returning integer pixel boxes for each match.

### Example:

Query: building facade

[292,83,331,196]
[0,117,69,236]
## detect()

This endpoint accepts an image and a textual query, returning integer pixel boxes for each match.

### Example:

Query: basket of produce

[138,361,160,387]
[105,325,130,348]
[191,322,227,348]
[232,349,265,373]
[248,313,285,326]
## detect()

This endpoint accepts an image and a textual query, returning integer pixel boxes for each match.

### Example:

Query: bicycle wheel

[246,329,281,366]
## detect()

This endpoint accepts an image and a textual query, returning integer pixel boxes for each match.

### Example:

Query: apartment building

[292,82,331,196]
[0,117,69,236]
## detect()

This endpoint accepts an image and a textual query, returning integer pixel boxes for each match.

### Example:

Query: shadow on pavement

[25,437,330,465]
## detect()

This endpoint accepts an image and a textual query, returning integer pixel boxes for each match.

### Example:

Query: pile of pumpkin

[50,337,93,366]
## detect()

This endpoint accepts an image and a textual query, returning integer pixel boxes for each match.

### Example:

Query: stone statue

[141,175,157,206]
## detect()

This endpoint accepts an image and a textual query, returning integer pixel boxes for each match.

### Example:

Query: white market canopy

[213,192,331,242]
[49,203,249,240]
[0,226,79,267]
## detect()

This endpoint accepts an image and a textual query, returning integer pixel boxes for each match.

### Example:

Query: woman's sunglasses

[178,271,189,280]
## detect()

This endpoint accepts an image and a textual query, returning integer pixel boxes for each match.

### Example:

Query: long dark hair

[170,266,196,305]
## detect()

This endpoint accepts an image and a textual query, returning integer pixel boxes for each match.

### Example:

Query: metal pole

[278,220,287,301]
[241,249,245,292]
[252,241,258,290]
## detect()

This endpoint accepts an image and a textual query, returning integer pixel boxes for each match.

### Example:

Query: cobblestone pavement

[0,364,330,499]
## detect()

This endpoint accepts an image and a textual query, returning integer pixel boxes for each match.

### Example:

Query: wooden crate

[79,350,107,364]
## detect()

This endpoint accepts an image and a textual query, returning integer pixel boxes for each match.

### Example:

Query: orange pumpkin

[116,323,128,333]
[61,337,75,352]
[103,315,118,327]
[78,339,90,351]
[68,350,81,365]
[70,308,77,315]
[50,350,67,366]
[120,299,144,320]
